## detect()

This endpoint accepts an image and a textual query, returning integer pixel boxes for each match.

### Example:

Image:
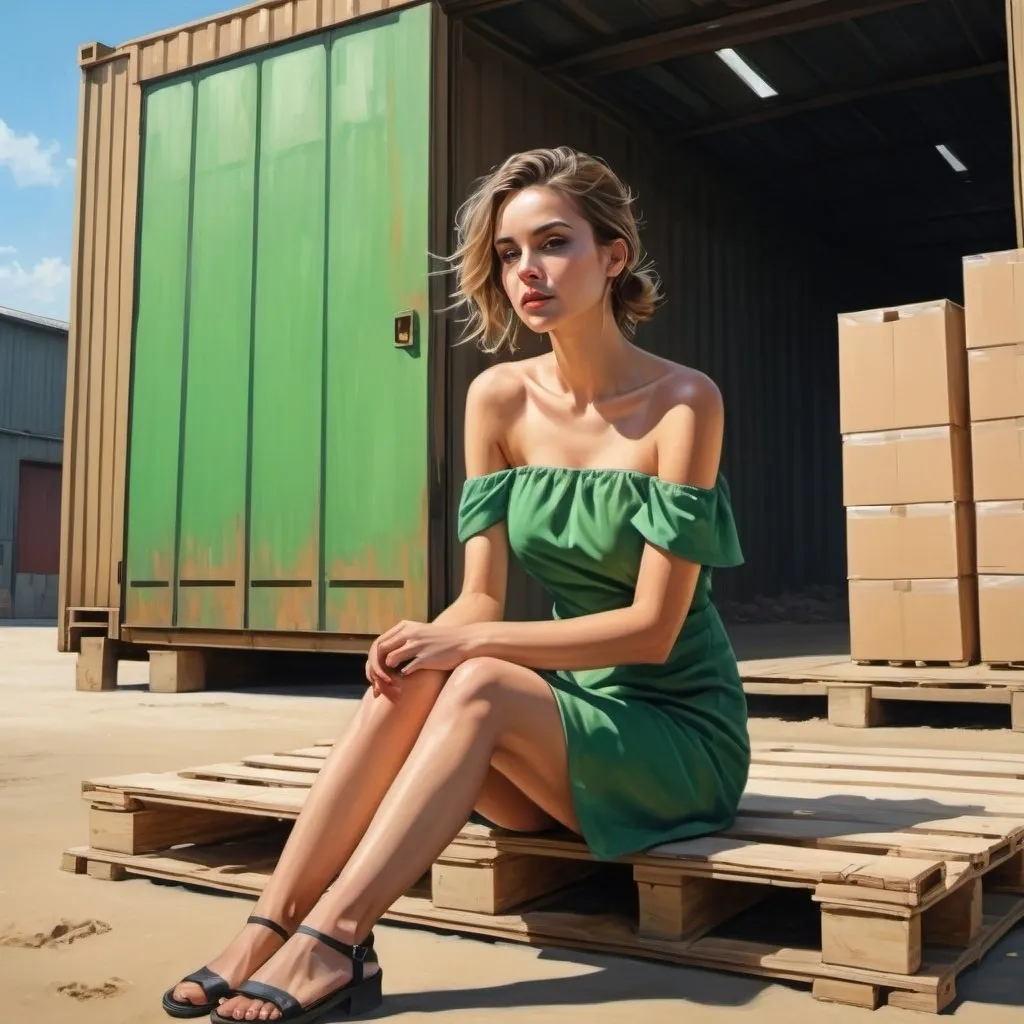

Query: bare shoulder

[463,361,530,475]
[465,359,530,415]
[649,358,723,422]
[648,359,724,487]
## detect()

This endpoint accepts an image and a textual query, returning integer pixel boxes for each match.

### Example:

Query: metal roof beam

[679,60,1008,139]
[439,0,524,15]
[546,0,930,78]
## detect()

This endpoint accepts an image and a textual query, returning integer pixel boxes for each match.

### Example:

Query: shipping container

[61,0,1015,686]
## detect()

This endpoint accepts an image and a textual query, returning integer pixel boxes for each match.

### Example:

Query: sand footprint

[0,918,112,949]
[57,978,128,1001]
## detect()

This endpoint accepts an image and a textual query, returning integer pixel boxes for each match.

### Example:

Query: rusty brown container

[62,0,870,674]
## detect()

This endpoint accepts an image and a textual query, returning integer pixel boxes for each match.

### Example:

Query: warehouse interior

[445,0,1014,621]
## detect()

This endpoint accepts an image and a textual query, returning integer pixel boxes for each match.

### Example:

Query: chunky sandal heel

[210,924,383,1024]
[346,969,383,1016]
[161,914,290,1019]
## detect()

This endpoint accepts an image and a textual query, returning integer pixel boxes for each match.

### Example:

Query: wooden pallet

[63,742,1024,1012]
[738,654,1024,729]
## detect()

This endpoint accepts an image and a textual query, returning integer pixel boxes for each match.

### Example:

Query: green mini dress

[457,465,751,861]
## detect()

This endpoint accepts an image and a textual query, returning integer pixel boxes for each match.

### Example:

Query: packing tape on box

[976,500,1024,516]
[979,574,1024,589]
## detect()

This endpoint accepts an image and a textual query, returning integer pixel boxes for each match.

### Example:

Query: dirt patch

[0,918,111,949]
[56,978,128,1001]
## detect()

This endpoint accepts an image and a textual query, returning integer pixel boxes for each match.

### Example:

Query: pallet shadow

[952,924,1024,1009]
[327,938,770,1019]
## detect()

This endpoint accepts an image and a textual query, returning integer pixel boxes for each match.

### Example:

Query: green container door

[124,81,194,627]
[123,7,432,636]
[177,64,258,630]
[248,44,327,633]
[323,11,432,635]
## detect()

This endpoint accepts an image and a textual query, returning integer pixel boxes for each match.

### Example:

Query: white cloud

[0,245,15,255]
[0,118,64,187]
[66,157,77,170]
[0,256,71,317]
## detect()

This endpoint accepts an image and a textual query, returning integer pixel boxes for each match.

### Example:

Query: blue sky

[0,0,224,319]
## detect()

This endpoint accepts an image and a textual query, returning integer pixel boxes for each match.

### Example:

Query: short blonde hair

[447,146,662,354]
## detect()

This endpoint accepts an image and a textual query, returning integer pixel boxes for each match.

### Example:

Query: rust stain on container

[176,518,246,630]
[326,490,428,635]
[125,550,174,626]
[249,529,320,633]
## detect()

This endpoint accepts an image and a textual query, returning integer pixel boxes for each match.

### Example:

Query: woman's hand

[376,620,475,677]
[365,634,404,702]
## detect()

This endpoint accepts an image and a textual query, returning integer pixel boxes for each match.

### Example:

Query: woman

[163,146,750,1024]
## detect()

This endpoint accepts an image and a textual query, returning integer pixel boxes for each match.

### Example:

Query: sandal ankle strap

[247,914,290,943]
[295,925,376,965]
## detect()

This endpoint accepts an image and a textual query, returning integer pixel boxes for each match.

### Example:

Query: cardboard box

[978,575,1024,664]
[849,578,978,663]
[971,418,1024,500]
[842,426,971,506]
[976,501,1024,574]
[968,344,1024,422]
[963,249,1024,349]
[838,300,967,433]
[846,503,974,580]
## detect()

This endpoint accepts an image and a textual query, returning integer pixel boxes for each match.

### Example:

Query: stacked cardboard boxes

[963,250,1024,665]
[838,300,977,663]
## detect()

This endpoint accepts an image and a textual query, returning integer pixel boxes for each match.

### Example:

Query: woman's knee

[439,657,510,713]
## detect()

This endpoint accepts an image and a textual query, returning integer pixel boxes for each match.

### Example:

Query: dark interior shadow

[727,621,851,660]
[744,694,828,722]
[744,693,1017,731]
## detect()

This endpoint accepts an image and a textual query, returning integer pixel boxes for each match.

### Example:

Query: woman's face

[494,185,623,336]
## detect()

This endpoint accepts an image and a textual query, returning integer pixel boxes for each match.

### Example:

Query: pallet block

[75,637,120,692]
[432,842,597,914]
[148,649,206,693]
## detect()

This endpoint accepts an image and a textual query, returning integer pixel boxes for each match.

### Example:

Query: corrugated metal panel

[0,435,62,616]
[0,316,67,439]
[85,0,424,83]
[446,27,881,617]
[58,51,140,649]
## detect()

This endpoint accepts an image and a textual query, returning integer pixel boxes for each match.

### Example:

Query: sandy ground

[1,623,1022,1023]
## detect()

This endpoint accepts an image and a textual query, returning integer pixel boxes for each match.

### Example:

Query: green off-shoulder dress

[458,465,750,861]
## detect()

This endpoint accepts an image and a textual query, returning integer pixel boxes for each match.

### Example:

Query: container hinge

[117,560,123,585]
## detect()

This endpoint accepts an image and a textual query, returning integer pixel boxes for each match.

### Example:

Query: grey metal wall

[0,311,67,617]
[444,27,885,619]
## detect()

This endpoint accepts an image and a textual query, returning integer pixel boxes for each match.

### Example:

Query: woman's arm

[459,373,725,670]
[367,367,517,687]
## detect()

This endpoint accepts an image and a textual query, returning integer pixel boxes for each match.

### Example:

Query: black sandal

[161,914,290,1018]
[210,925,382,1024]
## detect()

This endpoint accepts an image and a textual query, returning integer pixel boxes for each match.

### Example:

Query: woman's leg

[173,665,553,1006]
[217,657,576,1021]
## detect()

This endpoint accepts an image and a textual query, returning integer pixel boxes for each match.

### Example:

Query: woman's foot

[171,917,289,1009]
[214,929,380,1022]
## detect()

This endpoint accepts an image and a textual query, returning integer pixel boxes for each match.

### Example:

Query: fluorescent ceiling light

[716,48,778,99]
[936,144,968,174]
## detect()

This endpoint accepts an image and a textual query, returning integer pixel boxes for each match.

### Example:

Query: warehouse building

[60,0,1019,684]
[0,306,67,620]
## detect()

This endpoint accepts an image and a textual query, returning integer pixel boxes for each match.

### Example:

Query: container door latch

[394,311,415,349]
